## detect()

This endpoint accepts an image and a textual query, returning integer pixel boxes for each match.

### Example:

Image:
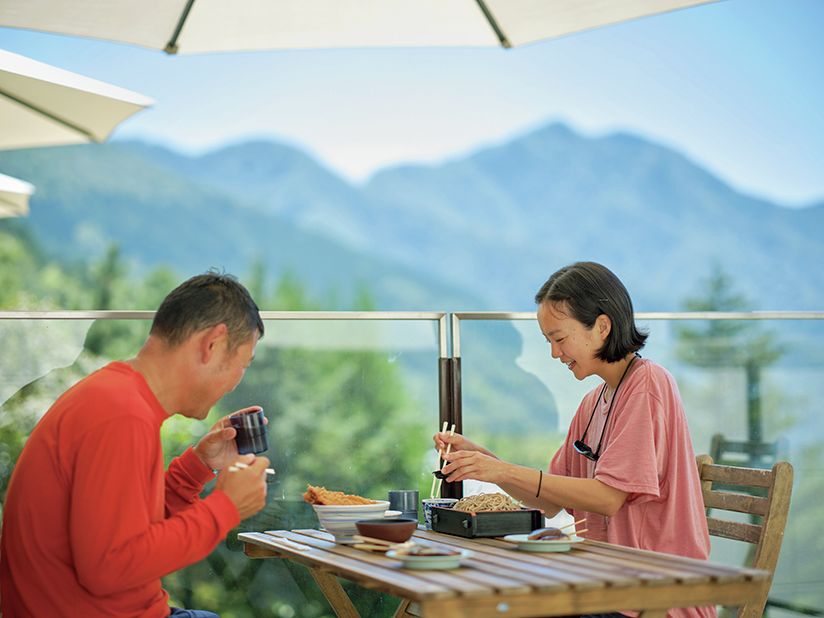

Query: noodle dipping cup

[422,498,458,530]
[229,408,269,455]
[311,501,397,542]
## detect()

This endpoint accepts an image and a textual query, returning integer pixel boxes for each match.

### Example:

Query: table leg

[309,568,361,618]
[392,599,421,618]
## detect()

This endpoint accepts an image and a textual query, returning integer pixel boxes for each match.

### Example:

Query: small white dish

[385,548,473,570]
[503,534,584,552]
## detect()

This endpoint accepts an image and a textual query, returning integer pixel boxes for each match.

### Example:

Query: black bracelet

[536,469,543,497]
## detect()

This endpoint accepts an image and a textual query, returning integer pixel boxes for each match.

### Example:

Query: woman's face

[537,301,609,381]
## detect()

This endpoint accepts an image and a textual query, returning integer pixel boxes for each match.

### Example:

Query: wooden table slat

[568,549,701,585]
[450,563,535,594]
[459,535,668,588]
[242,528,772,618]
[242,531,454,599]
[525,551,645,588]
[412,533,606,589]
[578,541,770,582]
[464,557,573,591]
[410,570,495,597]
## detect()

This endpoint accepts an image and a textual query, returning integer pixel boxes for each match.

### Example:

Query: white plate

[386,548,473,570]
[311,500,390,513]
[503,534,585,552]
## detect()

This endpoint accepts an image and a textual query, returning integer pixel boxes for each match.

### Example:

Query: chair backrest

[710,433,780,470]
[696,454,794,618]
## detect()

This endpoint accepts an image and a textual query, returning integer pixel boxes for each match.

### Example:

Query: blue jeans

[169,608,221,618]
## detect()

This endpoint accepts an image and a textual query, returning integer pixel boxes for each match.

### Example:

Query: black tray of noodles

[431,505,544,538]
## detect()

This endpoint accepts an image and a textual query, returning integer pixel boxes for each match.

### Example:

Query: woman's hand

[440,449,510,485]
[433,431,485,456]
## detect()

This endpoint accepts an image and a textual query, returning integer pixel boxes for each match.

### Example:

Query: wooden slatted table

[240,527,770,618]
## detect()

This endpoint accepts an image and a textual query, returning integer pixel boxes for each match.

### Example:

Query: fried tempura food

[302,484,377,505]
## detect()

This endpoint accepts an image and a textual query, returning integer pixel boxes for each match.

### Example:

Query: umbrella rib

[474,0,511,48]
[165,0,197,54]
[0,89,96,142]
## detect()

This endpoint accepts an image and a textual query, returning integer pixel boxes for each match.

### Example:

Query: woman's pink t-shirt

[550,358,715,618]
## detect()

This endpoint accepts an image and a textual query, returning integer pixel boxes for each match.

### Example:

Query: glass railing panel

[0,313,443,618]
[0,316,152,489]
[637,316,824,618]
[456,313,824,618]
[190,315,444,617]
[5,310,820,617]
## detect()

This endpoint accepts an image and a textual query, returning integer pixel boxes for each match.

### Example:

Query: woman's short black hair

[151,270,264,353]
[534,261,647,363]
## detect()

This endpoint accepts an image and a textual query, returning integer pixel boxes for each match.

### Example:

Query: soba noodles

[453,492,522,512]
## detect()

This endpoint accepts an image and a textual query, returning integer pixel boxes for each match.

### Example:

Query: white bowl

[311,500,392,542]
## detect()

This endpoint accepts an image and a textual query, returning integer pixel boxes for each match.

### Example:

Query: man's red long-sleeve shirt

[1,361,240,617]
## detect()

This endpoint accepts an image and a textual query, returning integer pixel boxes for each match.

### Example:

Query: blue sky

[1,0,822,206]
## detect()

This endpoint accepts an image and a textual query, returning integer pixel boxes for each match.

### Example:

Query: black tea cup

[229,408,269,455]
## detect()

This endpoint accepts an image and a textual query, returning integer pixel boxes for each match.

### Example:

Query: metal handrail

[0,310,449,359]
[3,309,822,362]
[449,311,824,358]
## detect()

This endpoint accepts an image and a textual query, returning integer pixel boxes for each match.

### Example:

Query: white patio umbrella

[0,0,719,55]
[0,49,153,216]
[0,171,34,218]
[0,49,154,151]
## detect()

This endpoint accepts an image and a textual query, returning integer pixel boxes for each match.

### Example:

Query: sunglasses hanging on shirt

[574,353,639,462]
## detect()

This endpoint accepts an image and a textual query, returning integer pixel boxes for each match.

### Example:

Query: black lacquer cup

[229,408,269,455]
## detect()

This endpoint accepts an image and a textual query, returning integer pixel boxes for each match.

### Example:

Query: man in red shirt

[1,271,270,618]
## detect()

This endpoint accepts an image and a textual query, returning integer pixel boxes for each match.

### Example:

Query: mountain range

[4,122,820,314]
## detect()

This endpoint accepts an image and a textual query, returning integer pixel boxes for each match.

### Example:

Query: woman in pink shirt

[437,262,714,618]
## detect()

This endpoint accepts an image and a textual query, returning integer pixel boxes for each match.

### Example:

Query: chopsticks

[228,461,275,475]
[430,422,448,499]
[352,535,414,552]
[433,423,456,499]
[561,519,586,530]
[561,519,588,536]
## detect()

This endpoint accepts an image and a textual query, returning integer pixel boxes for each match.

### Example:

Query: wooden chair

[710,433,780,470]
[696,454,794,618]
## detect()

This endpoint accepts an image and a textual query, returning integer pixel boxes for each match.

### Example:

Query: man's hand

[193,406,264,471]
[215,455,270,520]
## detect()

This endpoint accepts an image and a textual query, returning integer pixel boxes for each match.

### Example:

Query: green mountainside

[0,144,477,312]
[105,123,824,313]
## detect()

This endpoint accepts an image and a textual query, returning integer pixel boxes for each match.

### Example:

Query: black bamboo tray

[430,506,544,538]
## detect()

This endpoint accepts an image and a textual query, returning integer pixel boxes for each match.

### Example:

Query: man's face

[187,329,258,420]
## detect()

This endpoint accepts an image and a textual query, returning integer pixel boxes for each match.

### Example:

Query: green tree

[676,263,785,453]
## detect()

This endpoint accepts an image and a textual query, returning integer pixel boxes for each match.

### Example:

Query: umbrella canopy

[0,49,154,151]
[0,171,35,218]
[0,0,719,54]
